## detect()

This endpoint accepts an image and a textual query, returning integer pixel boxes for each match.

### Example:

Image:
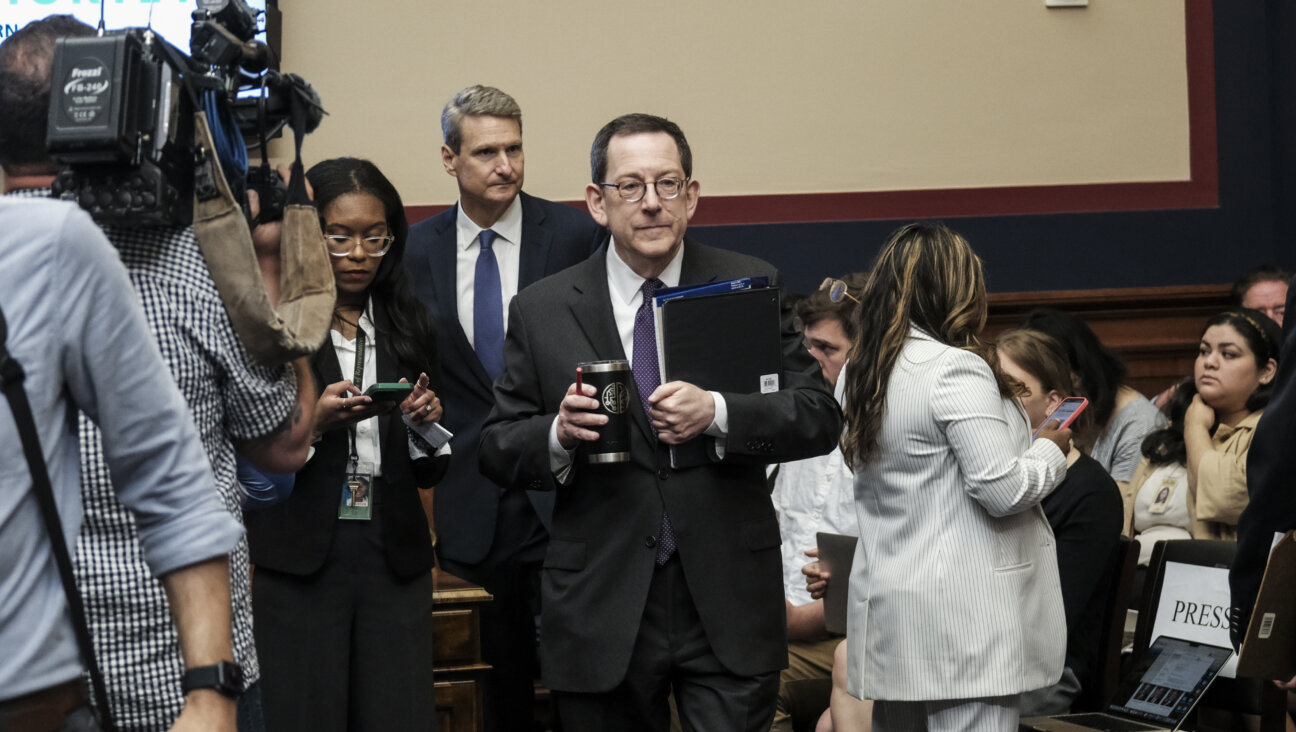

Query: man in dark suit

[479,113,842,731]
[1231,274,1296,692]
[403,85,601,731]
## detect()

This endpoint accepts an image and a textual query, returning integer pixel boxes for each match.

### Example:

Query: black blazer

[247,301,443,581]
[478,240,843,692]
[1231,277,1296,628]
[404,192,602,566]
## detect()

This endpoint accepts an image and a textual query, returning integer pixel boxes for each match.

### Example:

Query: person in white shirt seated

[770,272,867,732]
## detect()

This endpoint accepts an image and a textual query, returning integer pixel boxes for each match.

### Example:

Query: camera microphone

[238,40,272,74]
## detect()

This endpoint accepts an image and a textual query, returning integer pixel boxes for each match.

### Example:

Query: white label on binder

[1258,612,1275,640]
[760,374,779,393]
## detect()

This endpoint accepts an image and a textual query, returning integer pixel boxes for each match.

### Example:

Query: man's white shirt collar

[606,238,684,306]
[455,194,523,250]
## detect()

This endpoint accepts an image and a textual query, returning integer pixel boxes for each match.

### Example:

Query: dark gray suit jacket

[405,192,602,566]
[479,239,842,692]
[1232,277,1296,630]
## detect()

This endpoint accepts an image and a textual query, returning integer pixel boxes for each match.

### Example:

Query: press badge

[338,460,375,520]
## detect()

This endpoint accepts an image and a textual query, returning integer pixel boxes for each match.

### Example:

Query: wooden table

[433,568,492,732]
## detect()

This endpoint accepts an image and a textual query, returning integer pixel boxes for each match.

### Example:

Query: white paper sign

[1151,561,1238,678]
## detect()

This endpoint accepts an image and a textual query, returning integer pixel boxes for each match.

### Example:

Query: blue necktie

[632,278,677,564]
[474,229,505,381]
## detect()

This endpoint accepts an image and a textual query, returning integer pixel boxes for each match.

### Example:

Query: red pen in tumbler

[576,366,583,393]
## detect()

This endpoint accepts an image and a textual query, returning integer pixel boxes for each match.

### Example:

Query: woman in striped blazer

[839,223,1073,732]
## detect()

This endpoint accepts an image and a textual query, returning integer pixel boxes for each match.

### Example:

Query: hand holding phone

[364,382,413,402]
[1033,396,1088,438]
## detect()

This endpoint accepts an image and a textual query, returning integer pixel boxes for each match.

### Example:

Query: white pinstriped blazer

[845,329,1069,701]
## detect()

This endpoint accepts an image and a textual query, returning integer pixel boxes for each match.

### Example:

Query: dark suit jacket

[404,192,602,566]
[246,301,444,581]
[478,240,843,692]
[1231,277,1296,626]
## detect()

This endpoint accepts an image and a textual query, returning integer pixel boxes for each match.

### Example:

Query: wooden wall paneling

[984,284,1233,397]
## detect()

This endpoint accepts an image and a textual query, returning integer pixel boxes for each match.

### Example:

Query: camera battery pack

[47,33,156,164]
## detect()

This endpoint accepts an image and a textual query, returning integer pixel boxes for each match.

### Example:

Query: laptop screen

[1108,636,1234,726]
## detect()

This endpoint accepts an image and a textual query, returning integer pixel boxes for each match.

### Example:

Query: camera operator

[0,195,242,732]
[0,15,317,732]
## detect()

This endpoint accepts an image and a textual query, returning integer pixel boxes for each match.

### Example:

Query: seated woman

[1021,308,1166,487]
[1127,309,1281,553]
[995,329,1124,715]
[245,157,448,732]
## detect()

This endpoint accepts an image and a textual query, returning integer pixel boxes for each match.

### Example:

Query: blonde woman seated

[996,329,1123,716]
[1125,309,1281,556]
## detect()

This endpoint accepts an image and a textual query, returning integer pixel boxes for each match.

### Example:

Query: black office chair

[1073,536,1140,713]
[1131,539,1234,660]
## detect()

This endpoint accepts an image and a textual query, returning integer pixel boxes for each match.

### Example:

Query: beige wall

[277,0,1190,207]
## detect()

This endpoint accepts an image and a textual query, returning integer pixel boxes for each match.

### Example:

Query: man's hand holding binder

[647,382,715,444]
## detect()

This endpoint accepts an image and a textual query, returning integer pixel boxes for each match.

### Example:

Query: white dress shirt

[774,448,856,605]
[774,372,855,605]
[455,195,523,347]
[330,304,383,476]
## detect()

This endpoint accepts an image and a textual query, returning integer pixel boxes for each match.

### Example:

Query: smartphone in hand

[363,382,413,402]
[1033,396,1088,438]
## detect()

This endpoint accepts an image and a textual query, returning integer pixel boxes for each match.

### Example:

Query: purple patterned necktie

[632,278,677,564]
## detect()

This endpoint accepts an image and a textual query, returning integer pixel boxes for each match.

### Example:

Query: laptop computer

[1020,636,1234,732]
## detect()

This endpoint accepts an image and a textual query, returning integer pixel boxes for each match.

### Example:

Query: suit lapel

[565,249,657,441]
[428,207,463,333]
[314,334,345,388]
[432,205,495,395]
[517,193,553,289]
[678,238,723,287]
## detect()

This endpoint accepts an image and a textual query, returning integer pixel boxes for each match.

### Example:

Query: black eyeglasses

[820,277,860,304]
[598,177,688,203]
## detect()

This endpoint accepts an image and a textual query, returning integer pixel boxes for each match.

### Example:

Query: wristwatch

[180,661,244,699]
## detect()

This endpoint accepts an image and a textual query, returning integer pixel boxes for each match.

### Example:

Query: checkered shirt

[8,191,297,731]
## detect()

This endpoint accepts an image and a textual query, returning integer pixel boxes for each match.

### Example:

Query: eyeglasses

[598,177,688,203]
[819,277,860,304]
[325,233,394,258]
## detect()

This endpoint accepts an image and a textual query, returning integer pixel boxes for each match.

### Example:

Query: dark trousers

[252,495,435,732]
[440,488,546,732]
[555,555,779,732]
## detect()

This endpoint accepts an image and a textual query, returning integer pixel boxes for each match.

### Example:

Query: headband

[1224,310,1277,359]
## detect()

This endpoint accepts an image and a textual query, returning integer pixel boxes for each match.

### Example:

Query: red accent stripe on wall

[407,2,1217,228]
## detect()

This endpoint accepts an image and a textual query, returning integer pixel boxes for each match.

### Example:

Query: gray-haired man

[404,85,601,731]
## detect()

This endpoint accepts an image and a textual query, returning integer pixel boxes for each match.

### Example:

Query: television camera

[45,0,323,226]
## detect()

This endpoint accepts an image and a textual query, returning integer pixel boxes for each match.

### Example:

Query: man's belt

[0,679,87,732]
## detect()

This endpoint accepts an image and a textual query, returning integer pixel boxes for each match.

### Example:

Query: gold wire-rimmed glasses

[819,277,860,304]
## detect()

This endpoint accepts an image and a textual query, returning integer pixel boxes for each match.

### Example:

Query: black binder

[656,286,783,468]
